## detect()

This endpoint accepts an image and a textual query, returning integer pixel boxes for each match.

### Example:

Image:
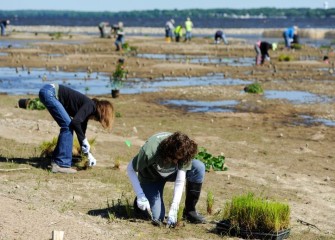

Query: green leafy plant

[207,191,215,214]
[221,192,290,233]
[195,147,227,172]
[278,54,293,62]
[27,98,46,110]
[244,83,264,94]
[111,62,128,90]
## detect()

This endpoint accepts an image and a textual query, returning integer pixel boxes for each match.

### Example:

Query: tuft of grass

[278,54,293,62]
[291,43,303,50]
[207,191,214,215]
[222,192,290,232]
[176,205,184,226]
[244,83,264,94]
[39,137,96,168]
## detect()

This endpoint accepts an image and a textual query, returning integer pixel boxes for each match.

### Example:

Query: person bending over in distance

[127,131,206,227]
[283,26,298,49]
[0,20,10,36]
[39,84,114,173]
[214,30,228,44]
[254,41,277,65]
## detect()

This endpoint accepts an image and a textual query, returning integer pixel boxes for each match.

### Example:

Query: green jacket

[132,132,192,183]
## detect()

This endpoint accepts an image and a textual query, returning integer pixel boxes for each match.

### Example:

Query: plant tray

[216,220,290,240]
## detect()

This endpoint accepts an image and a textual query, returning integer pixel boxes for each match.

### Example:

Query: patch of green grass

[27,98,46,110]
[291,43,303,50]
[221,192,290,232]
[244,83,264,94]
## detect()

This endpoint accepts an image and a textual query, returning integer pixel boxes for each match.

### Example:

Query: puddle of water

[0,52,8,56]
[160,99,239,112]
[0,39,85,49]
[137,53,254,66]
[0,69,253,95]
[299,115,335,127]
[264,90,331,104]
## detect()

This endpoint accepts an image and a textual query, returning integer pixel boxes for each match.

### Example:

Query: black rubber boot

[183,181,206,224]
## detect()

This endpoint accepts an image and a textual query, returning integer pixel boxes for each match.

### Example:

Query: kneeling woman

[127,132,206,227]
[39,84,114,173]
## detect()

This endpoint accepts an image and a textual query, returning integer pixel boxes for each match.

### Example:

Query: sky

[1,0,331,11]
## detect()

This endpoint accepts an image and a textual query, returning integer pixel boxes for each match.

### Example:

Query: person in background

[0,20,10,36]
[184,17,193,42]
[39,84,114,173]
[127,132,206,227]
[323,56,330,64]
[98,22,109,38]
[214,30,228,44]
[165,19,175,42]
[254,41,277,65]
[174,25,183,42]
[283,26,298,49]
[114,22,125,51]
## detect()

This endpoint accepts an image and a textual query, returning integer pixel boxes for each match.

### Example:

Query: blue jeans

[185,31,192,40]
[39,84,73,167]
[141,159,205,221]
[0,24,5,36]
[283,32,291,48]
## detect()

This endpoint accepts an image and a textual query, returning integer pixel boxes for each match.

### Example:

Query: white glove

[265,56,270,61]
[81,138,90,154]
[87,152,96,166]
[137,196,150,211]
[167,203,178,227]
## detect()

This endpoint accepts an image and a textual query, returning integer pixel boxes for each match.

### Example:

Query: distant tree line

[0,9,334,28]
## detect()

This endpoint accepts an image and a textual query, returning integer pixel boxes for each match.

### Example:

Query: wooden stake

[52,230,64,240]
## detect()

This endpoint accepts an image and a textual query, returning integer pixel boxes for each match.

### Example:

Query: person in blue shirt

[283,26,298,49]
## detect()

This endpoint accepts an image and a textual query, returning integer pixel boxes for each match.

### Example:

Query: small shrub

[221,192,290,232]
[244,83,264,94]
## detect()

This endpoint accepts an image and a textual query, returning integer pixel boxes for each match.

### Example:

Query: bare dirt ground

[0,31,334,240]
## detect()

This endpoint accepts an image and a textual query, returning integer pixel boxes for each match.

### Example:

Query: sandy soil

[0,31,334,240]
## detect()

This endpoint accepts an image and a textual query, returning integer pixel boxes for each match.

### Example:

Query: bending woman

[39,84,114,173]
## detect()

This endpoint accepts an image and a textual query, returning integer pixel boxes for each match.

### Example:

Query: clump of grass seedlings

[207,191,215,215]
[244,83,264,94]
[39,137,96,169]
[278,54,293,62]
[39,137,96,158]
[221,192,290,232]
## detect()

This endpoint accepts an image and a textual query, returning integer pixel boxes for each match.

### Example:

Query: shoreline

[8,25,335,39]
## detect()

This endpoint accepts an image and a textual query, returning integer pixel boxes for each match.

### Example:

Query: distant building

[324,1,329,10]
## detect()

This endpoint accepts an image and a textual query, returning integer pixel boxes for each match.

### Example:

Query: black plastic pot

[18,98,31,109]
[216,220,290,240]
[111,89,120,98]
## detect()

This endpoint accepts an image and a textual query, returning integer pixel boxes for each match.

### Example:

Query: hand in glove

[137,196,150,211]
[87,152,97,166]
[81,138,90,154]
[167,203,178,228]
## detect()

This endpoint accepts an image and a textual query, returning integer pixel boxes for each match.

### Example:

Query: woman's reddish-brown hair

[92,98,114,130]
[157,131,198,165]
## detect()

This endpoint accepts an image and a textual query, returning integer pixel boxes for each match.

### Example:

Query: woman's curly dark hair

[157,132,198,165]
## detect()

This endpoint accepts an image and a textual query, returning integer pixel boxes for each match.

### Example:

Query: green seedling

[244,83,264,94]
[207,191,214,215]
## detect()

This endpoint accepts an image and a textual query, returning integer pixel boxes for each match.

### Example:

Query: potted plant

[216,192,291,240]
[111,58,128,98]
